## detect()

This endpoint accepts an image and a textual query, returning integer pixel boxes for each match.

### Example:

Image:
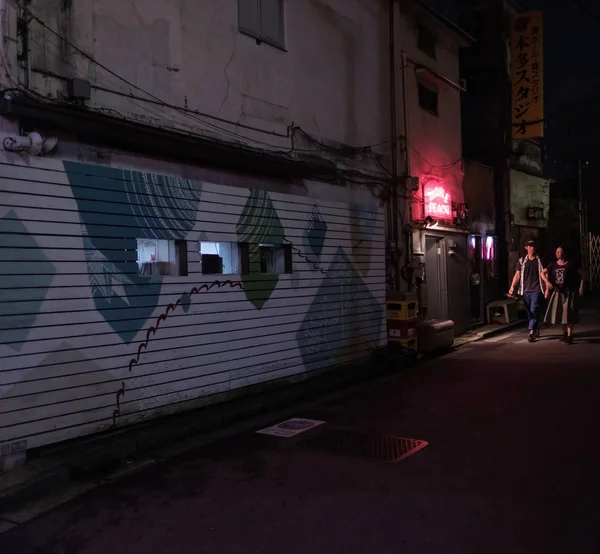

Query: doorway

[446,235,470,335]
[424,235,447,320]
[469,235,483,323]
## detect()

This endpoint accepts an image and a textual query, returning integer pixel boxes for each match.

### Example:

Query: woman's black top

[547,260,580,292]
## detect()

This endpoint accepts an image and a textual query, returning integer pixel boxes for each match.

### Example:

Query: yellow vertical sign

[511,11,544,139]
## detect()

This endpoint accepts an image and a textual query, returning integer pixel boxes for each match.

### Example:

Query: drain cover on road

[256,418,326,438]
[297,430,428,463]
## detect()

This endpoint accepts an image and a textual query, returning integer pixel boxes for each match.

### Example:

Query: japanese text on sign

[511,11,544,139]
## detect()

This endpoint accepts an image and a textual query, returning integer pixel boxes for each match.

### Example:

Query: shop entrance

[469,235,483,323]
[424,235,447,321]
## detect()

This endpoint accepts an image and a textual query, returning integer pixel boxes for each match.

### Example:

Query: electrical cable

[24,8,401,180]
[294,127,403,154]
[10,83,390,199]
[24,9,290,150]
[13,5,394,200]
[410,146,462,169]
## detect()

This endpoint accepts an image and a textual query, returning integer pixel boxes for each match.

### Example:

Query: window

[417,26,436,59]
[137,239,188,276]
[238,0,285,49]
[259,244,292,274]
[418,82,438,116]
[200,242,240,275]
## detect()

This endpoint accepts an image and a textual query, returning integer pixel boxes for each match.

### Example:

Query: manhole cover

[297,429,428,463]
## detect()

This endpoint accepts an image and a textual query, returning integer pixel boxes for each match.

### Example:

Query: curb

[450,319,527,351]
[479,320,527,340]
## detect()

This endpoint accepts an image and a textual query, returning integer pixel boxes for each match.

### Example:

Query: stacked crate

[386,300,418,350]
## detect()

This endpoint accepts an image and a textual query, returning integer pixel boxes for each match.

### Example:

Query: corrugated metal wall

[0,153,386,452]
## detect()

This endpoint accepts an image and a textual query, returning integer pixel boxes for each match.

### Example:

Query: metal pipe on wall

[401,52,410,178]
[388,0,401,292]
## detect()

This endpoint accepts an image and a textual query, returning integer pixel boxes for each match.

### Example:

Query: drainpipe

[21,2,32,89]
[0,0,16,86]
[388,0,401,292]
[400,51,415,290]
[500,3,512,289]
[401,52,410,178]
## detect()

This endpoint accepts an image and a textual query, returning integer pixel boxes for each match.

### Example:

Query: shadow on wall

[296,247,384,372]
[0,210,57,352]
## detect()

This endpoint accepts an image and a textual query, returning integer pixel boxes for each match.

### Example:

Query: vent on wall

[67,78,91,101]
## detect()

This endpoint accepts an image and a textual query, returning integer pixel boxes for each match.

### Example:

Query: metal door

[424,236,446,320]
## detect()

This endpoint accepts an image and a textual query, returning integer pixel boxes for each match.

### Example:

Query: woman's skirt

[544,289,579,325]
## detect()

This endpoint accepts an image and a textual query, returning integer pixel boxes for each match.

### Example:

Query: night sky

[426,0,596,111]
[426,0,597,176]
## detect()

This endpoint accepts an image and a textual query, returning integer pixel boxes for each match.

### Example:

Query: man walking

[508,240,550,342]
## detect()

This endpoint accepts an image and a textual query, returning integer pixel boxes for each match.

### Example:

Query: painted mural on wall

[0,156,385,453]
[297,247,384,371]
[236,189,284,309]
[0,211,56,351]
[349,204,377,275]
[63,162,203,343]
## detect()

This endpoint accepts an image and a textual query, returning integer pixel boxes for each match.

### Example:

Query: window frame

[199,241,241,276]
[136,238,188,277]
[417,81,439,117]
[258,243,293,275]
[238,0,286,51]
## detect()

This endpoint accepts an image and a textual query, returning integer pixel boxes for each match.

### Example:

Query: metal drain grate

[297,429,428,463]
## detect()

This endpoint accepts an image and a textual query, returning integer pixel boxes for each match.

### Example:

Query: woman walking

[543,247,584,344]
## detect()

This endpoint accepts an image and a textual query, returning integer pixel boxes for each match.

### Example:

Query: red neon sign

[423,182,452,219]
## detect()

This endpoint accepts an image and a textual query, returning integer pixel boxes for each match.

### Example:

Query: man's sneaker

[534,329,541,339]
[528,333,536,343]
[566,336,574,345]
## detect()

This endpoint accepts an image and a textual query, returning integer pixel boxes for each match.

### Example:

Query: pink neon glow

[423,181,452,219]
[484,236,494,261]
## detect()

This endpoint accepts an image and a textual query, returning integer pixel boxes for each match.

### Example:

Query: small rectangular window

[200,242,240,275]
[137,239,187,276]
[259,243,292,274]
[417,26,436,59]
[418,82,439,116]
[238,0,285,49]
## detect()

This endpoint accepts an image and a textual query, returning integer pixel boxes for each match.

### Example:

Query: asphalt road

[2,314,600,554]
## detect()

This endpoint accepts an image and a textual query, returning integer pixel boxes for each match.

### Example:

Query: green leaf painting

[236,190,284,309]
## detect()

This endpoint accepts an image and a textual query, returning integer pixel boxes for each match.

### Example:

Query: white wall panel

[0,154,386,451]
